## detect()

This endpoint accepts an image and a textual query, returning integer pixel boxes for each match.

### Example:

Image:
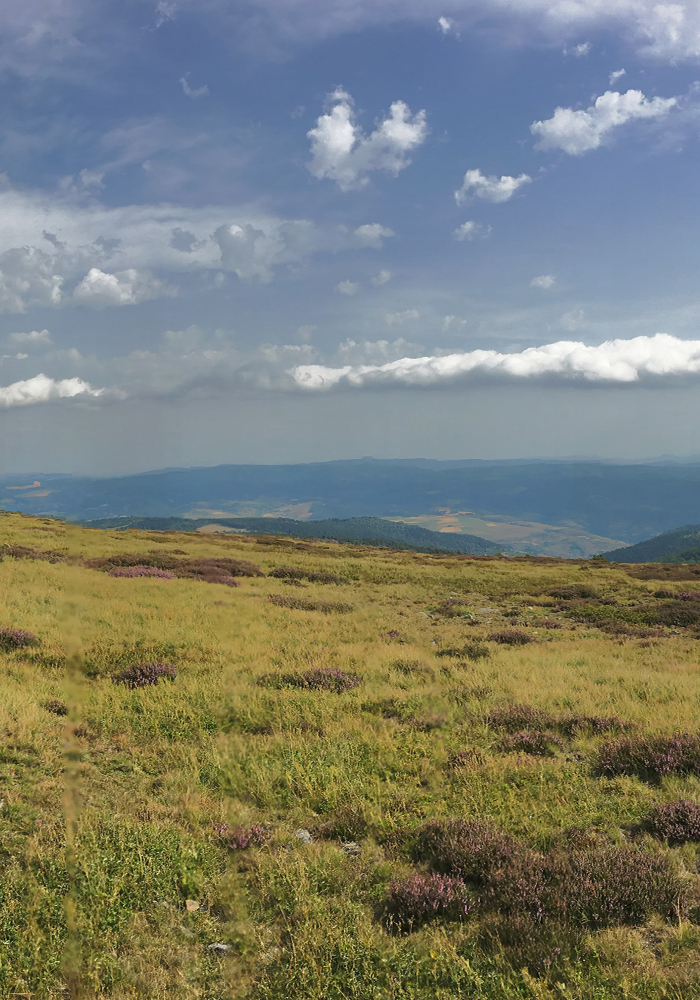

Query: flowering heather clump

[417,819,521,884]
[44,699,67,716]
[597,732,700,780]
[488,704,551,732]
[88,552,263,586]
[384,873,475,931]
[109,565,176,579]
[500,730,565,757]
[434,599,472,618]
[645,800,700,844]
[547,584,598,600]
[214,823,271,850]
[488,703,633,741]
[112,661,178,688]
[268,595,353,613]
[258,667,360,693]
[487,629,533,645]
[557,714,634,739]
[542,619,563,629]
[0,627,36,650]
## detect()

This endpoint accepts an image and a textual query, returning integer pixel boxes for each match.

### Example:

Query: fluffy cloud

[454,220,491,241]
[438,15,457,34]
[371,269,392,286]
[531,274,556,289]
[609,68,626,84]
[288,334,700,390]
[7,329,53,347]
[386,309,419,326]
[336,280,359,295]
[73,268,177,307]
[531,89,677,155]
[353,224,395,248]
[454,169,531,205]
[306,88,428,192]
[0,248,64,313]
[0,373,102,408]
[563,41,591,56]
[179,74,209,99]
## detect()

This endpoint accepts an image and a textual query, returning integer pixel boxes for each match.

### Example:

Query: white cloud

[7,329,52,346]
[560,308,587,330]
[179,74,209,99]
[531,274,556,289]
[155,1,177,27]
[454,168,531,205]
[453,220,491,241]
[563,41,591,56]
[78,169,105,189]
[287,334,700,390]
[609,68,627,84]
[306,87,428,192]
[442,315,468,332]
[386,308,419,326]
[333,337,422,365]
[438,15,458,34]
[0,248,64,313]
[336,280,359,295]
[371,269,392,286]
[0,373,102,408]
[353,223,395,247]
[531,89,677,156]
[73,268,177,307]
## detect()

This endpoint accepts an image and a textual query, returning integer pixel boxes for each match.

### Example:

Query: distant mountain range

[81,515,510,556]
[4,457,700,546]
[603,525,700,563]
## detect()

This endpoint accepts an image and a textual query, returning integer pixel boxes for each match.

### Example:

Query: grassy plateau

[4,512,700,998]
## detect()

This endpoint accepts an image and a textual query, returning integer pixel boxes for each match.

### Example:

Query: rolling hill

[604,524,700,563]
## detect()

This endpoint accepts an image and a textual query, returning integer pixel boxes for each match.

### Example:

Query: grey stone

[294,828,312,843]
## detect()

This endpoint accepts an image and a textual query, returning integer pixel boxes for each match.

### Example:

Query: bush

[109,565,175,579]
[433,599,472,619]
[0,627,36,650]
[384,873,475,931]
[488,704,549,732]
[268,595,353,613]
[416,819,522,884]
[487,630,532,645]
[597,732,700,780]
[213,823,271,850]
[645,799,700,844]
[44,699,67,716]
[257,667,361,693]
[500,730,565,757]
[268,567,342,585]
[488,703,633,740]
[112,661,178,688]
[547,584,598,600]
[88,553,262,586]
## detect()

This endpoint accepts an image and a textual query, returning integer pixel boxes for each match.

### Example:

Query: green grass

[3,511,700,996]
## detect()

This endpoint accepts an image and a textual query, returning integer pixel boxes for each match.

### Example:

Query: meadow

[3,511,700,998]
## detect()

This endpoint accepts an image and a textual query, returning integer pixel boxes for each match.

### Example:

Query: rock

[294,828,312,843]
[185,899,200,912]
[207,942,230,954]
[340,841,361,857]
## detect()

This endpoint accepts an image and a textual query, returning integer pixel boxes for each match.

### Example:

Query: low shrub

[0,627,36,650]
[488,704,633,740]
[488,704,548,732]
[385,873,475,931]
[88,552,262,586]
[112,661,178,688]
[487,630,532,645]
[416,819,522,885]
[213,823,271,850]
[1,544,66,563]
[433,599,472,619]
[268,566,342,585]
[268,595,353,613]
[644,799,700,844]
[597,732,700,780]
[257,667,360,693]
[547,584,598,600]
[500,730,565,757]
[435,642,490,661]
[109,565,175,579]
[44,699,67,716]
[542,619,563,629]
[390,659,434,678]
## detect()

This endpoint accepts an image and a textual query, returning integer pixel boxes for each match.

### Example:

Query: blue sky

[3,0,700,473]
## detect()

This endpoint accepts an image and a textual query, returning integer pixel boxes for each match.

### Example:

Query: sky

[3,0,700,473]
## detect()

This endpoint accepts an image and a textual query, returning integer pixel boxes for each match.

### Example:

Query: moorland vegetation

[4,513,700,997]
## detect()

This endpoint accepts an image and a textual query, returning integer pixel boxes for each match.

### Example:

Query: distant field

[386,511,627,558]
[3,512,700,998]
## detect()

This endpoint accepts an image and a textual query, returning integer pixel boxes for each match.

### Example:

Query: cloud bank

[288,334,700,389]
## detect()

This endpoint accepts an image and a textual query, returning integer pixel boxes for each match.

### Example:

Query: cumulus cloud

[306,88,428,192]
[287,334,700,390]
[353,223,395,247]
[531,274,556,289]
[531,89,677,155]
[453,220,491,241]
[609,68,626,84]
[0,373,102,408]
[0,248,64,313]
[455,168,531,204]
[336,280,359,295]
[386,308,419,326]
[442,315,468,332]
[7,329,53,347]
[73,268,177,307]
[371,269,392,285]
[563,41,591,56]
[438,15,458,34]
